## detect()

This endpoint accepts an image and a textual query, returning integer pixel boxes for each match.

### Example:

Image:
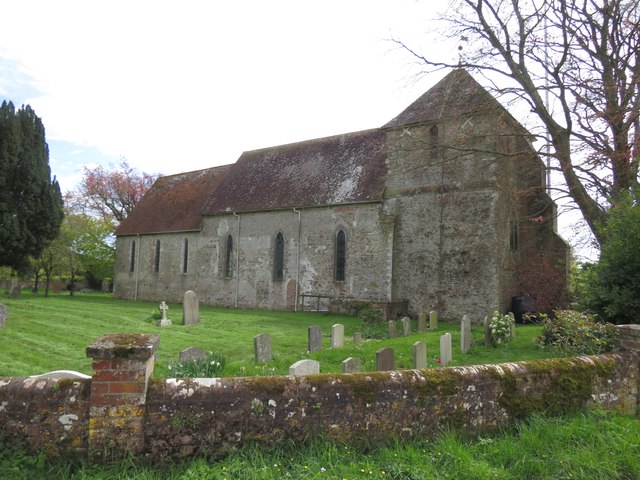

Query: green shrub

[361,321,388,339]
[489,311,514,345]
[536,310,616,356]
[168,353,226,377]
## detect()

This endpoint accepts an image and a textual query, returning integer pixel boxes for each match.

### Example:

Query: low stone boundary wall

[0,325,638,464]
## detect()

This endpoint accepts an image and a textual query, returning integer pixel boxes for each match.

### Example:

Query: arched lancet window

[274,232,285,281]
[430,125,439,160]
[335,229,346,282]
[509,219,519,251]
[182,238,189,274]
[154,239,161,273]
[129,241,136,273]
[225,235,233,278]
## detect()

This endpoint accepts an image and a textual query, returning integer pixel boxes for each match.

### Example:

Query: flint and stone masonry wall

[0,325,638,463]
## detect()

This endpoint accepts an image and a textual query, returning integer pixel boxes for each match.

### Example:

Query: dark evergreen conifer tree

[0,101,64,271]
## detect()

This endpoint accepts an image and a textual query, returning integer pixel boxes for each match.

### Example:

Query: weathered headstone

[413,341,427,369]
[509,312,516,337]
[483,315,492,346]
[429,310,439,330]
[0,304,7,328]
[7,279,20,298]
[182,290,200,325]
[461,315,472,354]
[308,325,322,353]
[254,333,273,362]
[331,324,344,348]
[342,357,361,373]
[401,316,411,336]
[418,312,427,332]
[101,279,110,292]
[440,332,452,366]
[353,332,362,346]
[157,301,172,326]
[376,347,395,371]
[289,359,320,376]
[388,320,397,339]
[179,346,206,363]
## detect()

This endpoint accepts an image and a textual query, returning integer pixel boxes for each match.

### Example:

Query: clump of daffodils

[168,352,226,377]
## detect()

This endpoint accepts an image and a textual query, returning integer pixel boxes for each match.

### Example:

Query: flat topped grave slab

[86,334,160,360]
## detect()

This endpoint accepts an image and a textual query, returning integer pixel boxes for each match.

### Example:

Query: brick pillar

[86,333,159,463]
[615,324,640,352]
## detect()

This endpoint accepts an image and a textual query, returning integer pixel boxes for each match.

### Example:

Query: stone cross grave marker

[376,347,395,371]
[331,324,344,348]
[402,317,411,336]
[413,341,427,369]
[388,320,397,339]
[182,290,200,325]
[157,301,172,327]
[353,332,362,346]
[342,357,361,373]
[429,310,439,330]
[179,346,206,363]
[0,304,7,328]
[483,315,492,346]
[440,332,452,366]
[254,333,273,362]
[461,315,472,354]
[308,325,322,353]
[418,312,427,332]
[289,359,320,376]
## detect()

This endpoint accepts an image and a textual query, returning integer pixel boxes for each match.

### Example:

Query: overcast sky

[0,0,459,192]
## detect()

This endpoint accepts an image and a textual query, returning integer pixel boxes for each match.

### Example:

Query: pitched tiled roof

[115,165,232,235]
[201,128,387,215]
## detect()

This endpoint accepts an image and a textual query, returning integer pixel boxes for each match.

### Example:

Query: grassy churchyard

[0,292,559,378]
[1,292,640,479]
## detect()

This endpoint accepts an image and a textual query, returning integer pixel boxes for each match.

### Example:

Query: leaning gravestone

[376,347,394,371]
[308,325,322,353]
[0,304,7,328]
[429,310,438,330]
[418,312,427,332]
[289,359,320,376]
[157,301,172,327]
[461,315,472,354]
[331,324,344,348]
[440,333,453,366]
[401,317,411,336]
[182,290,200,325]
[254,333,273,362]
[388,320,397,339]
[413,341,427,369]
[179,346,206,363]
[342,357,361,373]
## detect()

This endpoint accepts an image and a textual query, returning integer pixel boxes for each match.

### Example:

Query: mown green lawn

[0,291,560,378]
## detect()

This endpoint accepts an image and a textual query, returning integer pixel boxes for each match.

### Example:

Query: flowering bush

[168,352,226,377]
[536,310,616,356]
[489,311,514,346]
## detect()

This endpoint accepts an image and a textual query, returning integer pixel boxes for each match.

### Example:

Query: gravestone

[342,357,361,373]
[461,315,472,354]
[182,290,200,325]
[429,310,438,330]
[509,312,516,337]
[8,279,20,298]
[157,301,172,327]
[483,315,492,346]
[353,332,362,346]
[413,341,427,369]
[376,347,394,371]
[289,359,320,376]
[308,325,322,353]
[418,312,427,332]
[440,333,452,366]
[0,304,6,328]
[388,320,397,339]
[331,324,344,348]
[401,317,411,336]
[254,333,273,362]
[179,346,206,363]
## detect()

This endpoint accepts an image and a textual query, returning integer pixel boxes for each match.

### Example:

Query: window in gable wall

[430,124,440,160]
[182,238,189,274]
[510,219,519,251]
[129,241,136,273]
[154,239,161,273]
[274,232,285,281]
[225,235,233,278]
[335,229,346,282]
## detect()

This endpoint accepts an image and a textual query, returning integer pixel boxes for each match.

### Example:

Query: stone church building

[113,70,567,322]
